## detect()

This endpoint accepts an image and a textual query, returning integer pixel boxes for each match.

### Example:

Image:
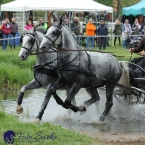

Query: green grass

[0,46,35,91]
[99,44,140,61]
[0,110,93,145]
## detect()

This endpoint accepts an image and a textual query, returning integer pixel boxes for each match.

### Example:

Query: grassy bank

[0,45,140,92]
[0,46,35,91]
[0,110,92,145]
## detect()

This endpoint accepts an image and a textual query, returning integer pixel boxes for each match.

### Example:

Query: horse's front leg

[100,82,115,121]
[16,79,42,114]
[66,88,77,115]
[51,77,66,107]
[51,78,80,112]
[34,84,53,123]
[64,84,84,112]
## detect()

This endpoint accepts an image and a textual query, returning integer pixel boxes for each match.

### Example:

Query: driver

[130,35,145,78]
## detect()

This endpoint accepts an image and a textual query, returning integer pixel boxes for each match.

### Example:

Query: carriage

[114,32,145,104]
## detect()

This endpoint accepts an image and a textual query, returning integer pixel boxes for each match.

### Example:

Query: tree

[94,0,140,17]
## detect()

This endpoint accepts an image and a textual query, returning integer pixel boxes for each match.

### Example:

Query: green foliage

[94,0,112,7]
[0,110,92,145]
[0,0,14,4]
[94,0,140,17]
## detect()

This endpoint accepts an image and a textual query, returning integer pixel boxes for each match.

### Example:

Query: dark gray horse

[39,21,127,121]
[17,28,100,122]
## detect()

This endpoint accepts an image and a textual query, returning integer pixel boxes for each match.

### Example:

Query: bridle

[44,25,62,46]
[43,25,81,68]
[21,33,39,55]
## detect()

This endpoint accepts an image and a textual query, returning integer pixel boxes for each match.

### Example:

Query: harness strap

[85,51,91,73]
[44,35,55,45]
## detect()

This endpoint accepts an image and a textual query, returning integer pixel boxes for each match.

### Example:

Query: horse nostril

[19,55,24,60]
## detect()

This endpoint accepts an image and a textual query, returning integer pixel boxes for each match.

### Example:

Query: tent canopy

[1,0,113,13]
[1,0,40,11]
[122,0,145,16]
[24,0,113,12]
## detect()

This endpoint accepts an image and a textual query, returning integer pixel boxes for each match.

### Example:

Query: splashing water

[1,88,145,134]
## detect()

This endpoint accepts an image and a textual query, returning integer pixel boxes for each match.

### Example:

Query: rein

[52,46,125,58]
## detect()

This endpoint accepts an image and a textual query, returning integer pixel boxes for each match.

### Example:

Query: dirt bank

[81,132,145,145]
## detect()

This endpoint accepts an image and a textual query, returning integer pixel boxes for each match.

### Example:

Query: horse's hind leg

[100,83,115,121]
[16,79,42,114]
[83,87,100,108]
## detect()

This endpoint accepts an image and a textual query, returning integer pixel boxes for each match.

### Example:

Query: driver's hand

[130,48,134,52]
[139,51,145,56]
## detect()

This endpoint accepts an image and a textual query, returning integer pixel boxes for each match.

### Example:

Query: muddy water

[1,89,145,134]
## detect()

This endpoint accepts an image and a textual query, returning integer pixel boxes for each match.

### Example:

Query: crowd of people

[0,17,48,50]
[65,17,145,50]
[0,15,145,50]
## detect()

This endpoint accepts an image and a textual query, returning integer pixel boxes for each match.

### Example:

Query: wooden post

[6,12,9,18]
[47,11,52,28]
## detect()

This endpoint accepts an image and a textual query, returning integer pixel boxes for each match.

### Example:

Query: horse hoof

[16,106,23,114]
[79,105,86,112]
[31,118,41,124]
[100,115,106,121]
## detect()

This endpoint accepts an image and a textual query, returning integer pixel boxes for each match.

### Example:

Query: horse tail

[118,61,131,99]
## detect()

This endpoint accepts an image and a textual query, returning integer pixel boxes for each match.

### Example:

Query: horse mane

[36,28,46,34]
[62,24,77,42]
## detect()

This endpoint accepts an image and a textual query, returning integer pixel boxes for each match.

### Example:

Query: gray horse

[17,28,58,123]
[17,28,100,122]
[39,22,127,121]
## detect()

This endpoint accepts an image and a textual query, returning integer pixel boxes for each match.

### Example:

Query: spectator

[1,18,11,50]
[97,20,108,50]
[141,18,145,33]
[132,18,141,33]
[113,19,121,46]
[122,19,132,48]
[36,18,47,29]
[86,18,96,49]
[24,20,34,31]
[71,17,81,45]
[64,19,69,27]
[9,18,18,49]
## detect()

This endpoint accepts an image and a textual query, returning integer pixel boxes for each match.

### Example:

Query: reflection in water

[1,88,145,134]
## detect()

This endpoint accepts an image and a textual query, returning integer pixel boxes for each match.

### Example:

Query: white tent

[1,0,38,11]
[1,0,114,45]
[1,0,113,13]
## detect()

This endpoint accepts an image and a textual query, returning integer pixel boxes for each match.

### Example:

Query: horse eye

[52,32,56,35]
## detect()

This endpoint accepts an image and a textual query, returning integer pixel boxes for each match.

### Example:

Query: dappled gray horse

[17,28,58,122]
[40,22,127,121]
[17,28,100,122]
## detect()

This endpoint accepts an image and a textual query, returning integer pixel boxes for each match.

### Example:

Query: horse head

[40,17,63,51]
[40,15,77,52]
[19,28,44,60]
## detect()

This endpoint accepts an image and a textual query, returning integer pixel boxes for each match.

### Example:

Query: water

[1,89,145,134]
